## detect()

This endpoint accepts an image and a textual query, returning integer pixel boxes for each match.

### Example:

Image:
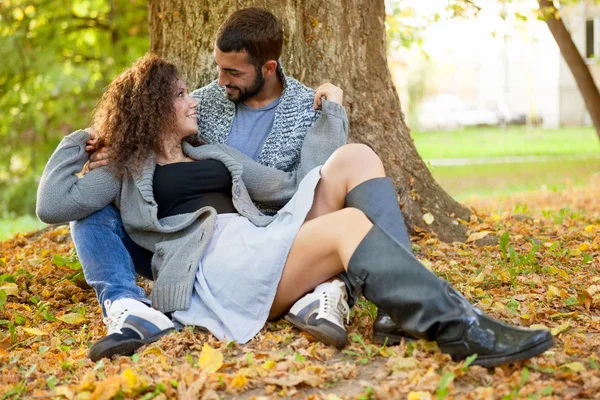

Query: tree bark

[539,0,600,139]
[148,0,471,242]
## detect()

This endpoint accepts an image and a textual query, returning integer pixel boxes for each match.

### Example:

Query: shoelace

[321,289,351,325]
[102,299,128,334]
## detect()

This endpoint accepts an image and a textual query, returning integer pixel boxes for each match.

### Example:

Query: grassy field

[0,215,46,241]
[411,126,600,200]
[412,126,599,160]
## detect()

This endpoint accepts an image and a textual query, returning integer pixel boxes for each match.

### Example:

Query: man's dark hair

[216,7,283,68]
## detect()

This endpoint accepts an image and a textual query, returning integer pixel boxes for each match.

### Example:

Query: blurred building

[388,0,600,131]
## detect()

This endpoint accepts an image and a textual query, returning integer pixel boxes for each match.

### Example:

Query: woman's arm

[36,130,121,224]
[218,99,348,207]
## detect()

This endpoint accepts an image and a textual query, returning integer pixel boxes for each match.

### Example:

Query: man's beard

[225,66,265,103]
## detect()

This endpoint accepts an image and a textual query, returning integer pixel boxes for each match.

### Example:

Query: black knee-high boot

[347,225,554,367]
[343,177,414,344]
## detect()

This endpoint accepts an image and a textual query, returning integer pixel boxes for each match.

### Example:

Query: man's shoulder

[284,77,315,102]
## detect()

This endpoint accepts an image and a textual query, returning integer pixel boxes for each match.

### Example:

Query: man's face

[214,47,265,103]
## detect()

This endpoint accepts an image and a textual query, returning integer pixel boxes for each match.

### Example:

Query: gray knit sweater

[36,100,348,313]
[191,69,319,171]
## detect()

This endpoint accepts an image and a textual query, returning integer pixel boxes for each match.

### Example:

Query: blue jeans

[70,205,153,316]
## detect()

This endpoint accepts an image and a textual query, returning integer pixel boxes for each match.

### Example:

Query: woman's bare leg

[305,144,386,221]
[269,208,372,319]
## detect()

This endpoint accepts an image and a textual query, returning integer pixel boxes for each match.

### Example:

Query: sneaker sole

[89,328,175,362]
[284,314,347,350]
[470,335,555,368]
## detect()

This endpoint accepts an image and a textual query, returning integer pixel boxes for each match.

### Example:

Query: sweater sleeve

[36,130,121,224]
[218,100,348,207]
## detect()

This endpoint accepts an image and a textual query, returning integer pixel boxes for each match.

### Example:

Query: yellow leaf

[142,346,165,356]
[57,313,87,325]
[586,285,600,297]
[408,392,432,400]
[571,249,582,256]
[327,395,343,400]
[230,374,248,389]
[121,368,147,395]
[563,361,586,373]
[0,283,18,296]
[23,327,47,336]
[551,322,570,336]
[388,356,418,371]
[90,376,123,400]
[578,243,590,251]
[520,313,530,320]
[423,213,434,225]
[55,386,74,400]
[262,359,276,370]
[466,231,491,243]
[546,285,560,300]
[198,343,223,373]
[530,324,550,331]
[585,225,595,233]
[472,272,485,284]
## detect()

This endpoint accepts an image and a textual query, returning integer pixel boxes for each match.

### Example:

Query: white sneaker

[88,298,174,361]
[285,280,350,349]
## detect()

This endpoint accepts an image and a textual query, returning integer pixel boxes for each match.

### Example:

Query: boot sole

[372,331,416,346]
[284,314,347,350]
[470,335,555,368]
[89,328,175,362]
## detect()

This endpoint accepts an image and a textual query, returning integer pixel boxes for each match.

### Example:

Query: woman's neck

[156,138,188,165]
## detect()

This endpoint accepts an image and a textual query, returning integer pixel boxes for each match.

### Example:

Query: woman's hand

[314,83,343,110]
[83,127,110,173]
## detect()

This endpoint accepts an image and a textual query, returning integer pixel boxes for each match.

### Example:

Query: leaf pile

[1,180,600,399]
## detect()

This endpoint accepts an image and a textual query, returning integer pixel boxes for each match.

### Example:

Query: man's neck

[244,76,284,109]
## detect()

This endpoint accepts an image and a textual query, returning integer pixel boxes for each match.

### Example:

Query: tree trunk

[539,0,600,139]
[148,0,471,242]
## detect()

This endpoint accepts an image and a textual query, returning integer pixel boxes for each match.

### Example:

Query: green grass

[430,158,600,201]
[0,215,47,241]
[412,126,600,160]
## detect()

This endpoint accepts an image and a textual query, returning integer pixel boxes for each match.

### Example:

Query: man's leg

[70,205,174,361]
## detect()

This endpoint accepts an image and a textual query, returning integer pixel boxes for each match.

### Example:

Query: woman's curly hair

[92,53,181,176]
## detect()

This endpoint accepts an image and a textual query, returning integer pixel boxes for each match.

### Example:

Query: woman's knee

[328,144,385,176]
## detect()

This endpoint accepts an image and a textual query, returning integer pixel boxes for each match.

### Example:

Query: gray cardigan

[36,100,348,313]
[191,66,320,171]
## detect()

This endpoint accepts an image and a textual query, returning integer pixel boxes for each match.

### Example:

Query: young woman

[37,54,553,368]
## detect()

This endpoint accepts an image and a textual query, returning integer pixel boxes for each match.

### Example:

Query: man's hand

[314,83,343,110]
[83,127,110,173]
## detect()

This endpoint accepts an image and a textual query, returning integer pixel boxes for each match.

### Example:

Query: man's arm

[36,129,120,224]
[214,99,348,208]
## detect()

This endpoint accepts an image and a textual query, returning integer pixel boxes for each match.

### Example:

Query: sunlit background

[0,0,599,239]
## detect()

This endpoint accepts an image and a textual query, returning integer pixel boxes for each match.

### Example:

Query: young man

[77,7,393,360]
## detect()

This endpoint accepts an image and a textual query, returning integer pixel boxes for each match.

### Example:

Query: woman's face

[173,80,199,137]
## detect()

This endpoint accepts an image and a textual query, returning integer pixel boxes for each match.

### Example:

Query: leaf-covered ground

[1,180,600,400]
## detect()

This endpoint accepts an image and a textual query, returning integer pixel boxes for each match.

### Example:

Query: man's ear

[263,60,278,77]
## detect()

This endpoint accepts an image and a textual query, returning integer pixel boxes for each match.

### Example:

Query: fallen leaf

[551,322,570,336]
[57,313,87,325]
[423,212,434,225]
[121,368,147,395]
[546,285,560,300]
[0,283,18,296]
[407,392,432,400]
[198,343,223,373]
[563,361,586,373]
[23,327,47,336]
[466,231,491,243]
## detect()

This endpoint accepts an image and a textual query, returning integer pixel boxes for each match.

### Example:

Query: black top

[153,160,237,219]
